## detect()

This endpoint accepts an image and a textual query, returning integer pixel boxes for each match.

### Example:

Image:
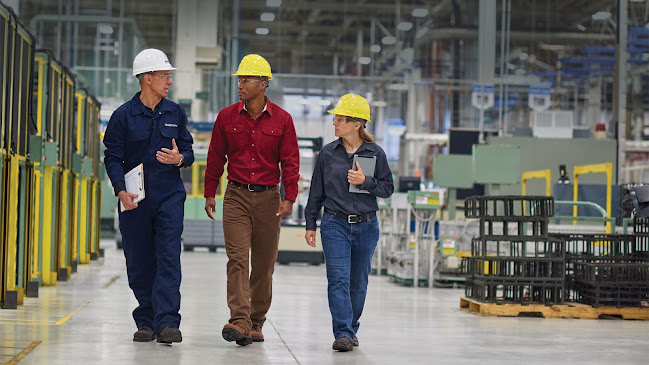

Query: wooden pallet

[460,297,649,320]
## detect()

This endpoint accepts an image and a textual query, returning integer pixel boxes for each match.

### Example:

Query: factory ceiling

[18,0,649,76]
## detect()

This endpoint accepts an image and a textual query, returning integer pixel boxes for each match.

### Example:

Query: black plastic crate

[633,217,649,235]
[465,196,554,218]
[472,257,565,280]
[471,237,565,259]
[551,233,646,258]
[574,262,649,285]
[479,216,549,240]
[573,282,649,308]
[465,278,564,304]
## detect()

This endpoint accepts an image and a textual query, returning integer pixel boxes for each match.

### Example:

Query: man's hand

[156,138,183,165]
[276,200,293,217]
[205,197,216,221]
[118,191,139,211]
[305,230,317,247]
[348,161,365,185]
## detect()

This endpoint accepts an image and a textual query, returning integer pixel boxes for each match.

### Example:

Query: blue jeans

[320,212,380,341]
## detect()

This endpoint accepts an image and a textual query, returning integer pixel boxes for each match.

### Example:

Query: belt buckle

[247,184,255,192]
[348,215,358,224]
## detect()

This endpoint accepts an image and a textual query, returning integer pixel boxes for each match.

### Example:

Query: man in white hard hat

[104,48,194,344]
[204,54,299,346]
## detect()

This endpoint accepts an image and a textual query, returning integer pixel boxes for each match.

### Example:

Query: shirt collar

[130,92,174,115]
[334,138,374,153]
[238,96,273,117]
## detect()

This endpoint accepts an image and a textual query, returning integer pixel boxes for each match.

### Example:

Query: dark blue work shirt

[104,92,194,196]
[305,138,393,231]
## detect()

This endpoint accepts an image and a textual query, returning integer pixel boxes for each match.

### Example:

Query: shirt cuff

[113,180,126,196]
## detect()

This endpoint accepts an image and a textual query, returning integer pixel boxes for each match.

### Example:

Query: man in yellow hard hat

[204,54,299,346]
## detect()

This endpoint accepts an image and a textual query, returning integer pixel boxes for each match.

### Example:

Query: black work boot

[332,337,353,352]
[133,326,155,342]
[157,326,182,344]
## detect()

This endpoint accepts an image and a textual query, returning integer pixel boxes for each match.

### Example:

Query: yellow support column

[58,170,71,280]
[31,169,42,280]
[5,155,20,292]
[79,177,89,264]
[42,167,55,285]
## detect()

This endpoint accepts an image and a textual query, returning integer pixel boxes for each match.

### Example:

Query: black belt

[228,181,278,192]
[324,208,376,224]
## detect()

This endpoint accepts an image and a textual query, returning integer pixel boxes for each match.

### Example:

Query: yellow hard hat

[328,94,370,122]
[232,54,273,80]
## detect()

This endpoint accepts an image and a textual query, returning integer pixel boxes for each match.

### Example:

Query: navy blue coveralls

[103,92,194,334]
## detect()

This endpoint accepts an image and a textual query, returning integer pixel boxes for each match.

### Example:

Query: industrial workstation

[1,0,648,364]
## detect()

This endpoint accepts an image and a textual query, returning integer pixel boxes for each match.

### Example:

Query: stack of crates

[462,196,565,304]
[552,222,649,307]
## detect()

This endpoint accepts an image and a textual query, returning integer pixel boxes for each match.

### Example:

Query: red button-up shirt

[204,98,300,202]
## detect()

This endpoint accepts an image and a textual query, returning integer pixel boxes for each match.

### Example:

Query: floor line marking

[5,341,41,365]
[55,299,93,325]
[267,319,300,365]
[102,275,121,289]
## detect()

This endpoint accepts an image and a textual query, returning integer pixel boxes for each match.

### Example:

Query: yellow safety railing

[521,169,552,196]
[573,163,612,233]
[189,161,227,198]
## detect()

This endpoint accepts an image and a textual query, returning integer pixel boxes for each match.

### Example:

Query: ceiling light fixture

[412,8,429,17]
[371,45,381,53]
[397,22,413,31]
[256,27,269,35]
[266,0,281,7]
[382,36,396,45]
[260,13,275,22]
[358,57,371,65]
[592,11,611,20]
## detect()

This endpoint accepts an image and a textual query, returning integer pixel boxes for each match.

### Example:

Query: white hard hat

[132,48,176,76]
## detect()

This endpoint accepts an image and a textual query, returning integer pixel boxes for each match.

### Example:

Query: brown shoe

[332,337,353,352]
[250,324,264,342]
[353,335,359,347]
[222,323,252,346]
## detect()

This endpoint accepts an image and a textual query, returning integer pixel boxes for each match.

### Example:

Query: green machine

[371,196,391,275]
[405,191,439,287]
[1,4,35,308]
[432,145,521,287]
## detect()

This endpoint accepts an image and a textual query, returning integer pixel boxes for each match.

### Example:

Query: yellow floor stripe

[54,299,92,325]
[102,275,121,289]
[4,341,41,365]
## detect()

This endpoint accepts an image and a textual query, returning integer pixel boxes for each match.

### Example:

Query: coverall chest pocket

[161,126,178,139]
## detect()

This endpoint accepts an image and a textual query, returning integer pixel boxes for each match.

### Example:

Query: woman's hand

[348,161,365,185]
[305,230,317,247]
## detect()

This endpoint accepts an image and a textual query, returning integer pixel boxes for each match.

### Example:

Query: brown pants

[222,184,281,332]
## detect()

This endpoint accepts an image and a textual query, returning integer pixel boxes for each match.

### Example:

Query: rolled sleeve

[280,115,300,202]
[103,110,127,196]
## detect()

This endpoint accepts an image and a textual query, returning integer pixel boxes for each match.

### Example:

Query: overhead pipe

[415,27,615,45]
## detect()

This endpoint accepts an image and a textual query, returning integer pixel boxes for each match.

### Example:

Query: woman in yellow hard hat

[304,94,394,352]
